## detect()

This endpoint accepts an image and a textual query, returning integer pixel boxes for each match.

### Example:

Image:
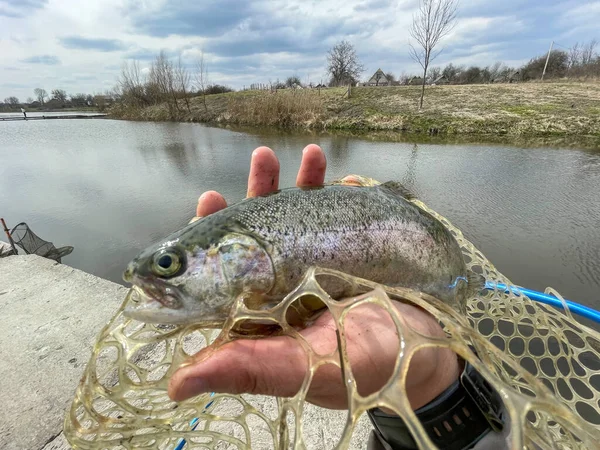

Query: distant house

[93,95,114,106]
[366,69,391,86]
[408,76,424,85]
[492,70,520,84]
[29,101,41,108]
[431,76,448,85]
[44,98,64,109]
[508,71,520,83]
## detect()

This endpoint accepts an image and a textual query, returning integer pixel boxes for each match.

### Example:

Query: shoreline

[208,123,600,150]
[108,83,600,149]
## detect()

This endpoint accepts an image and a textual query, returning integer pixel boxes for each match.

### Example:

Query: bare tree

[428,66,442,82]
[487,61,504,81]
[71,93,87,107]
[581,39,598,65]
[286,75,302,88]
[442,63,462,82]
[385,72,396,83]
[326,40,364,86]
[149,50,180,117]
[26,97,34,104]
[33,88,48,105]
[118,60,148,107]
[51,89,68,103]
[4,96,19,106]
[93,94,106,111]
[195,50,209,112]
[175,54,191,112]
[374,71,383,86]
[568,42,581,69]
[409,0,459,108]
[396,71,409,85]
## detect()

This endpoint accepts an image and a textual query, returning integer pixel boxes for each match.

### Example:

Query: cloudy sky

[1,0,599,101]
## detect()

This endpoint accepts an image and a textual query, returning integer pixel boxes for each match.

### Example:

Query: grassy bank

[109,82,600,139]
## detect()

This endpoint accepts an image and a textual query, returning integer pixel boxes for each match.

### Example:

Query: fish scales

[232,186,461,294]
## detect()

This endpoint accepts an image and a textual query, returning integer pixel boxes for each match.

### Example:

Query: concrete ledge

[0,255,371,449]
[0,255,127,450]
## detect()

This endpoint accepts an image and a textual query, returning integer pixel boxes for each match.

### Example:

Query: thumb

[168,336,307,402]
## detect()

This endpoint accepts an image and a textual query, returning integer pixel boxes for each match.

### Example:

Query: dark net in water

[10,222,73,262]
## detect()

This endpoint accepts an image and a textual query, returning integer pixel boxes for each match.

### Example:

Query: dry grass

[328,83,600,137]
[226,89,325,128]
[110,82,600,138]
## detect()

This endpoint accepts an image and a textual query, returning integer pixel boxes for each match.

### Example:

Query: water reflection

[0,119,599,313]
[327,135,352,171]
[401,144,419,195]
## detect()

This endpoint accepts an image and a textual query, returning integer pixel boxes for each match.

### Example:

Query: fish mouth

[123,277,185,323]
[123,283,227,327]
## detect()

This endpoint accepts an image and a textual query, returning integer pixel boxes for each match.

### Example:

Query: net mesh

[64,191,600,450]
[10,222,74,262]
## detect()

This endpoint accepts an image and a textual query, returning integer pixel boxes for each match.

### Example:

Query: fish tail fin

[380,181,417,200]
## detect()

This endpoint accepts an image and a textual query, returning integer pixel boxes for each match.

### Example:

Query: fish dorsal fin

[380,181,416,200]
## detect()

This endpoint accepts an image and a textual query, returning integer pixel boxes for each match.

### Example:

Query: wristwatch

[367,358,504,450]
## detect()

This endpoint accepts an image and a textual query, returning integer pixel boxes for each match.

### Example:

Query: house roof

[367,69,389,84]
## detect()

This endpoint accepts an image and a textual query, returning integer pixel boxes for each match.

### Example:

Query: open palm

[168,145,459,411]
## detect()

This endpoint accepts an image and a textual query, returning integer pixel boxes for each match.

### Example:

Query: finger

[247,146,280,198]
[195,190,228,218]
[168,337,307,402]
[296,144,326,187]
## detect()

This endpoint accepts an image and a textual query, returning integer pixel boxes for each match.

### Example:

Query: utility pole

[541,41,554,81]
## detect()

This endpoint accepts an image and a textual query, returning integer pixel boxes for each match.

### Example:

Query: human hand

[169,144,459,410]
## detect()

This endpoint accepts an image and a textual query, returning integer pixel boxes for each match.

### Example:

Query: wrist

[407,346,461,410]
[368,353,505,450]
[389,302,461,411]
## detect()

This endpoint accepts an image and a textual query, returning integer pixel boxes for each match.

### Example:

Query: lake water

[0,111,103,119]
[1,118,599,316]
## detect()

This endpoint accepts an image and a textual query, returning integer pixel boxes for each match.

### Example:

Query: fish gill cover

[64,195,600,450]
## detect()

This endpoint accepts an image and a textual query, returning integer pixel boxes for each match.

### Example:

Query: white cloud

[1,0,599,100]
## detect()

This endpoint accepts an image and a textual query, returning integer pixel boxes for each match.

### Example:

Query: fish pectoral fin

[380,181,417,200]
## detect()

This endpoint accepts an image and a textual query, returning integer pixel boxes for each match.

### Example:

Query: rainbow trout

[123,182,475,325]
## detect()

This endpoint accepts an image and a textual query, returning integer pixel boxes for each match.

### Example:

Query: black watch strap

[367,360,504,450]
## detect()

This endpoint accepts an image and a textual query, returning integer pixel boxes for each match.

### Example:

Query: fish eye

[152,250,185,278]
[158,254,173,268]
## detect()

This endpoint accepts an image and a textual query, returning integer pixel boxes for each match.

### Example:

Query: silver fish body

[123,182,471,325]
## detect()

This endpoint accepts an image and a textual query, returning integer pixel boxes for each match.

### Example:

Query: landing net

[65,196,600,450]
[10,222,74,262]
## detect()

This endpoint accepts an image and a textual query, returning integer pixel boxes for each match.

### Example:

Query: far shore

[108,82,600,148]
